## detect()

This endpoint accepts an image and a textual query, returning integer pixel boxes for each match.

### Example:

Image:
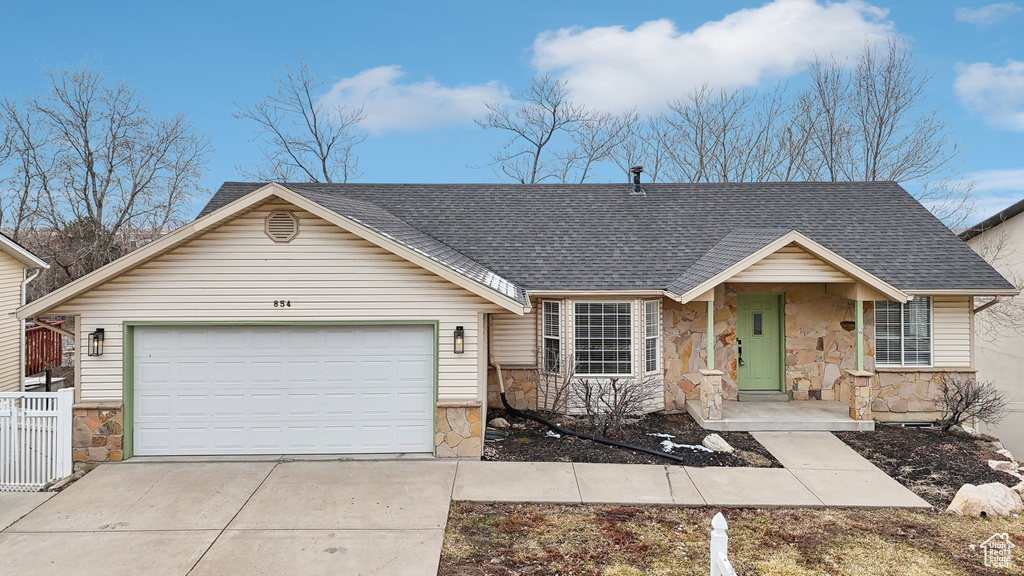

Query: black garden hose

[498,392,699,465]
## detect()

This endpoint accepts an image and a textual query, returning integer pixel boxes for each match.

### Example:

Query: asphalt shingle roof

[199,181,1015,297]
[666,228,793,296]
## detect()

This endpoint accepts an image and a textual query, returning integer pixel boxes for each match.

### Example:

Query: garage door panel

[133,325,436,456]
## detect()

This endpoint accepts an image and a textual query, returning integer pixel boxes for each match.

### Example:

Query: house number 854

[273,300,292,308]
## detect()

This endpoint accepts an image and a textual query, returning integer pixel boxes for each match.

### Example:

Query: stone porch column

[845,370,873,421]
[699,369,725,421]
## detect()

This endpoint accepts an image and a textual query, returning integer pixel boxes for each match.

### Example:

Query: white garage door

[132,324,435,456]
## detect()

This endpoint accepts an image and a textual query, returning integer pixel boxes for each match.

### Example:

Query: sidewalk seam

[571,463,584,503]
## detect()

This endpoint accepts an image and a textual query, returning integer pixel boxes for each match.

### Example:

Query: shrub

[934,373,1008,432]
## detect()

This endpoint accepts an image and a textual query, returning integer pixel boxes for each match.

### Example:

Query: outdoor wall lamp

[453,326,465,354]
[88,328,105,357]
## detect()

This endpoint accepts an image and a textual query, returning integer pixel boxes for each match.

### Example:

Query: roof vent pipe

[630,166,645,196]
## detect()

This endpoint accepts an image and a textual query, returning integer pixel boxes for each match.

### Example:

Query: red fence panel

[25,321,65,377]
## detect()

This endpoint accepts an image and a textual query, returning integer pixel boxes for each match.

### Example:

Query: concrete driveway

[0,460,458,576]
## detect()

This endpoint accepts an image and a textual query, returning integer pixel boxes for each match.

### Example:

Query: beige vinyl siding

[932,296,972,367]
[730,245,851,283]
[490,309,537,366]
[52,200,505,403]
[0,252,24,391]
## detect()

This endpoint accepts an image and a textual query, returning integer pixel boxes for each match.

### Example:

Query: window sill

[875,366,976,373]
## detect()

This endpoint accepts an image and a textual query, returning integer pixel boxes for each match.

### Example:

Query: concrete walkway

[453,432,931,509]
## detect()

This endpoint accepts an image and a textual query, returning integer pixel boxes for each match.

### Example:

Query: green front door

[737,293,783,391]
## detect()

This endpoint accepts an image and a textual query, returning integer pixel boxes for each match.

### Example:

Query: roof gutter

[907,288,1021,297]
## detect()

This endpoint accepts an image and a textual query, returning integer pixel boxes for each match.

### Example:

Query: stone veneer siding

[486,367,539,410]
[435,403,483,457]
[872,369,976,422]
[72,403,123,467]
[664,283,874,408]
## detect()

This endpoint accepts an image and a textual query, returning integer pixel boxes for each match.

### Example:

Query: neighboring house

[961,198,1024,456]
[16,181,1017,464]
[0,233,48,392]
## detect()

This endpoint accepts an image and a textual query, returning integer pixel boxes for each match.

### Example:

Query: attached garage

[17,183,528,464]
[130,324,436,456]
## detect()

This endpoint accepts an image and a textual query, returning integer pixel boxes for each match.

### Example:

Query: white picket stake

[710,512,738,576]
[0,389,73,491]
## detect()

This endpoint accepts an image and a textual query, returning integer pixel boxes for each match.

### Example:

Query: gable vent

[265,210,299,243]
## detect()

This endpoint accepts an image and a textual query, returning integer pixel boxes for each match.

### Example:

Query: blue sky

[2,0,1023,224]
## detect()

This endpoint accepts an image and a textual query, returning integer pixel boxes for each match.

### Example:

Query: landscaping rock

[989,459,1022,476]
[995,448,1016,462]
[702,433,733,453]
[488,418,510,429]
[1014,482,1024,498]
[946,483,1024,517]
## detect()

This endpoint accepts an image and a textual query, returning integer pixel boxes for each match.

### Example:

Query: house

[0,233,48,392]
[961,198,1024,456]
[16,181,1017,463]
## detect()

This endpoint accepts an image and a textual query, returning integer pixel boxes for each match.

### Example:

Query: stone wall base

[872,370,973,417]
[72,403,123,468]
[435,403,483,458]
[486,367,538,410]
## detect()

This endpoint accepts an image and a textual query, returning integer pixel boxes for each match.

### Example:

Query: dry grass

[439,503,1024,576]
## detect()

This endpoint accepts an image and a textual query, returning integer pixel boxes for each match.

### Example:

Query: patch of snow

[647,433,675,439]
[661,439,713,453]
[546,430,562,439]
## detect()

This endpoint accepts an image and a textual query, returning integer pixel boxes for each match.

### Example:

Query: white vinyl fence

[0,388,73,491]
[710,512,738,576]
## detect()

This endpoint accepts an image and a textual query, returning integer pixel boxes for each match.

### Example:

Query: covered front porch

[664,229,909,432]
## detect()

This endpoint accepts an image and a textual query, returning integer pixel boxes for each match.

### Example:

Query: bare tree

[801,54,853,182]
[0,63,210,297]
[611,115,673,183]
[475,75,593,184]
[935,373,1008,431]
[662,83,807,183]
[236,59,366,183]
[798,39,971,225]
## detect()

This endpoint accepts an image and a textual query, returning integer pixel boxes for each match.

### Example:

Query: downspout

[973,295,1002,315]
[487,316,507,396]
[19,268,41,392]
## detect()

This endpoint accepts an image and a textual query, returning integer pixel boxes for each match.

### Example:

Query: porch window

[574,302,632,376]
[542,301,561,372]
[875,297,932,367]
[644,300,660,373]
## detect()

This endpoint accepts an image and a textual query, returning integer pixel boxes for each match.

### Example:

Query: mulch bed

[835,425,1018,508]
[483,409,781,468]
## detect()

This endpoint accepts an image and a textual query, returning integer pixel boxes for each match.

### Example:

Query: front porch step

[685,399,874,432]
[738,392,790,402]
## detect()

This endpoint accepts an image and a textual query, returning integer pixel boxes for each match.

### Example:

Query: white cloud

[319,66,507,135]
[954,60,1024,130]
[530,0,895,112]
[955,3,1021,26]
[960,168,1024,222]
